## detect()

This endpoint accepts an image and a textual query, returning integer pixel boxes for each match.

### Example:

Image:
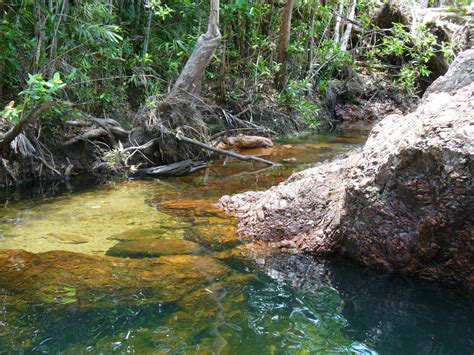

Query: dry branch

[0,101,55,153]
[176,133,279,166]
[62,128,109,146]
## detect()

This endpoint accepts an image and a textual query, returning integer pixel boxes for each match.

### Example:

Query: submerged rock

[0,249,229,309]
[107,227,185,241]
[219,50,474,286]
[185,217,241,251]
[48,232,90,244]
[106,239,203,258]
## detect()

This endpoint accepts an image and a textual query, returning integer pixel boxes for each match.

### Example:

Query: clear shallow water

[0,132,472,354]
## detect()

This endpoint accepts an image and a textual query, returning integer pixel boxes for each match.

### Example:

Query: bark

[62,128,110,146]
[308,8,316,71]
[169,0,221,97]
[340,0,356,51]
[275,0,295,90]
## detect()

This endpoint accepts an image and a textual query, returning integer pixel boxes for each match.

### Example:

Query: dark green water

[0,132,472,354]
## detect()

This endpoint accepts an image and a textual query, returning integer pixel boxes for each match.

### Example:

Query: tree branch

[176,133,279,166]
[0,101,56,153]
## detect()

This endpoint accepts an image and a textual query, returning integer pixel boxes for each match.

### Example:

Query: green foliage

[148,0,174,20]
[372,23,443,93]
[21,73,66,103]
[0,0,457,128]
[1,73,65,124]
[279,79,321,128]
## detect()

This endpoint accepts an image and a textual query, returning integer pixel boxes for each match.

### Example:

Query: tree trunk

[308,8,316,72]
[49,0,68,78]
[340,0,356,51]
[275,0,295,90]
[169,0,221,97]
[33,0,47,73]
[142,1,152,57]
[333,0,345,44]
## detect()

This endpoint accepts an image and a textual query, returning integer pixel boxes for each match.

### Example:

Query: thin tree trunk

[170,0,221,97]
[142,2,152,57]
[33,0,47,73]
[49,0,68,78]
[308,8,316,72]
[275,0,295,90]
[334,0,344,44]
[340,0,356,51]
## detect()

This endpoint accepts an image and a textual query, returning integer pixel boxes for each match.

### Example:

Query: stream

[0,132,472,354]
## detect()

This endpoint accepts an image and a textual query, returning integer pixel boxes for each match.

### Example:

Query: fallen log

[176,133,279,166]
[134,159,208,177]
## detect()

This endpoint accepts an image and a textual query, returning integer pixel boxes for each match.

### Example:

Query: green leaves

[1,101,23,125]
[76,24,123,44]
[0,72,66,125]
[20,73,66,102]
[373,23,443,93]
[147,0,174,20]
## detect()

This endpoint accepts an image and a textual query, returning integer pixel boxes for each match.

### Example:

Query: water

[0,132,472,354]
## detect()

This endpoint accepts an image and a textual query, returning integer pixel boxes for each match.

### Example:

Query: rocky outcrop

[219,50,474,286]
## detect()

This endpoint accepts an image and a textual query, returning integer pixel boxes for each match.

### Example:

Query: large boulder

[219,50,474,286]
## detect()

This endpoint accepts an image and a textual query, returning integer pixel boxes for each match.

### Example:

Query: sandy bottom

[0,181,187,255]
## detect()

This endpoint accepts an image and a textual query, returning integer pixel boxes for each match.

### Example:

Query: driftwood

[176,133,279,166]
[62,128,109,146]
[0,101,55,153]
[64,116,130,147]
[134,159,208,177]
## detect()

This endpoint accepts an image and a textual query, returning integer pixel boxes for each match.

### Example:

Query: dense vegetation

[0,0,471,186]
[1,0,468,126]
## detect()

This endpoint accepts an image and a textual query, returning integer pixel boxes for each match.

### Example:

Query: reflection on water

[0,131,472,353]
[263,254,474,355]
